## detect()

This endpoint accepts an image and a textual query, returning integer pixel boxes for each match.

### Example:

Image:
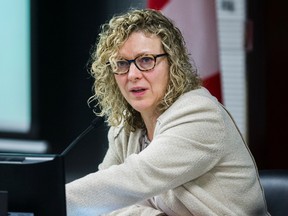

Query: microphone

[61,117,104,156]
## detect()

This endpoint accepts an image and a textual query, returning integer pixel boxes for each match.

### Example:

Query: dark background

[247,0,288,170]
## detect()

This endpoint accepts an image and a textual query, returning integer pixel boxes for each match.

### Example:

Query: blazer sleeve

[98,126,123,170]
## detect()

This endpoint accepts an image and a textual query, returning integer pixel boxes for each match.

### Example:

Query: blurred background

[0,0,287,182]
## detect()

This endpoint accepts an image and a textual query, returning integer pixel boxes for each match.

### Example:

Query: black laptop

[0,117,104,216]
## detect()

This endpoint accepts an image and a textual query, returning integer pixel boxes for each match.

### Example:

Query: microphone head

[91,117,104,128]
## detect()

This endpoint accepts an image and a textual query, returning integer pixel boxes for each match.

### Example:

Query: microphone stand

[61,117,104,156]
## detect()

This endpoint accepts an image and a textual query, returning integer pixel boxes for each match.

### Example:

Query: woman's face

[114,31,169,117]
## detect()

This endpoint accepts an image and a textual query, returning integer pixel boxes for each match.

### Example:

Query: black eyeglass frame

[109,53,168,75]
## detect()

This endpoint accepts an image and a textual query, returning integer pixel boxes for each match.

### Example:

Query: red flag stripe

[147,0,222,103]
[148,0,169,10]
[202,72,222,103]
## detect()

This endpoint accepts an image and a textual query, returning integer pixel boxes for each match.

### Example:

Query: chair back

[259,169,288,216]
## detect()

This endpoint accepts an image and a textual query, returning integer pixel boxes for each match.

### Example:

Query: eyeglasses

[109,53,168,75]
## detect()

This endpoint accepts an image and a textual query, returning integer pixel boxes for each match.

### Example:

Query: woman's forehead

[117,32,163,57]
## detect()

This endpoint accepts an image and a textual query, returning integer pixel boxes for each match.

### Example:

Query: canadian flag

[148,0,222,103]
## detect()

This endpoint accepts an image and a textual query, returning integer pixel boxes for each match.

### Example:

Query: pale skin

[114,31,170,141]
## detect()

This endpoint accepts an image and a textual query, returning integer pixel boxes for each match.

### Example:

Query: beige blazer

[66,88,270,216]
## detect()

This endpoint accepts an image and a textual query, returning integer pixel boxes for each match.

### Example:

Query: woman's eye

[139,57,153,64]
[117,61,129,68]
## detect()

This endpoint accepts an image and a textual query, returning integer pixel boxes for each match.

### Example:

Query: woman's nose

[127,63,142,81]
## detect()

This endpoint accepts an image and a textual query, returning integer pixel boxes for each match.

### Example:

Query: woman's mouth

[131,88,145,92]
[130,87,147,95]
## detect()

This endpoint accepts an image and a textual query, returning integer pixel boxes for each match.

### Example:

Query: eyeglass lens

[116,55,155,74]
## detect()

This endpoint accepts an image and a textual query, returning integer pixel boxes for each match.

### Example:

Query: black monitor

[0,117,104,216]
[0,154,66,216]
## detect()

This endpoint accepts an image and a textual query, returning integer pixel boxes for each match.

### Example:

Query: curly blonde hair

[89,8,201,132]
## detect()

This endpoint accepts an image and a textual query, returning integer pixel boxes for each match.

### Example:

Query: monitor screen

[0,0,31,133]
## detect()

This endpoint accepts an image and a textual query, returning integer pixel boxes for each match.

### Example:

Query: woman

[66,9,269,216]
